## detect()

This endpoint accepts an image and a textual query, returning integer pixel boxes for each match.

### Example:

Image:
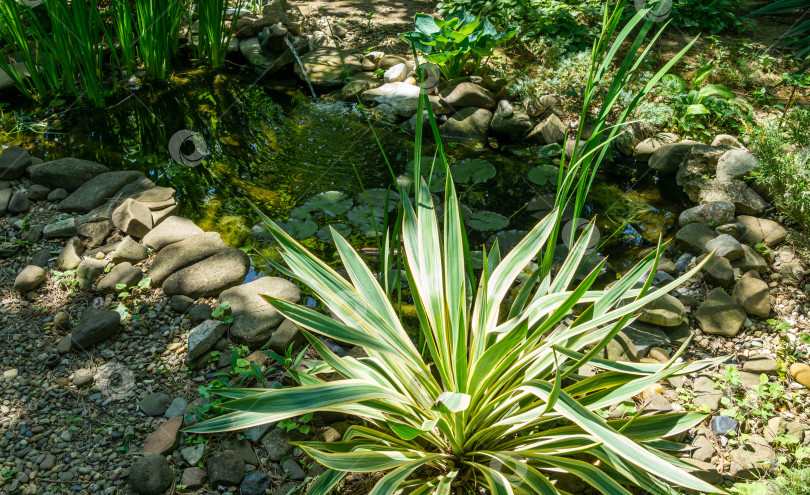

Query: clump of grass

[196,0,244,69]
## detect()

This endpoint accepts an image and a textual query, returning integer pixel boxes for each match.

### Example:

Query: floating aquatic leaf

[290,205,315,219]
[527,194,556,211]
[528,165,560,186]
[303,191,353,217]
[537,143,563,158]
[316,223,351,242]
[450,158,496,185]
[404,155,447,193]
[348,205,386,237]
[467,210,509,231]
[487,230,529,250]
[357,189,400,212]
[279,218,317,240]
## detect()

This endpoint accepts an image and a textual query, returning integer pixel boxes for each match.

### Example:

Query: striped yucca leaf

[186,2,726,493]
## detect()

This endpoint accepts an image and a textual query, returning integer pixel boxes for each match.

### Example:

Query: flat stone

[621,322,671,356]
[260,428,302,462]
[716,149,758,181]
[440,107,492,142]
[742,356,778,374]
[77,258,109,289]
[647,140,700,173]
[96,262,143,294]
[112,198,153,238]
[71,309,119,348]
[281,457,306,480]
[697,179,767,216]
[165,397,188,418]
[59,171,142,213]
[129,454,174,495]
[729,434,774,479]
[732,275,770,317]
[675,223,717,254]
[705,234,743,260]
[143,416,182,455]
[189,304,212,324]
[188,319,229,360]
[267,319,305,354]
[220,277,301,349]
[44,217,78,238]
[736,216,786,246]
[678,201,734,227]
[47,188,68,201]
[170,295,194,313]
[293,47,362,87]
[162,248,250,298]
[142,216,204,251]
[730,244,768,274]
[180,467,206,488]
[206,450,245,486]
[7,192,29,214]
[638,294,685,327]
[439,81,495,108]
[27,183,50,200]
[712,134,744,149]
[76,219,112,248]
[0,146,32,180]
[111,236,148,264]
[27,158,109,192]
[695,288,746,337]
[13,265,46,293]
[633,132,679,162]
[490,106,533,135]
[131,186,175,203]
[181,443,205,466]
[149,232,228,286]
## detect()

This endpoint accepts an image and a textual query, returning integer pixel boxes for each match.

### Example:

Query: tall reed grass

[196,0,243,68]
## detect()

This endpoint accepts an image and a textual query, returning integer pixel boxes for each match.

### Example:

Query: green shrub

[748,109,810,231]
[665,0,749,34]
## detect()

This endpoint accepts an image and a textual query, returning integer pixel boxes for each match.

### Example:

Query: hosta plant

[187,173,724,494]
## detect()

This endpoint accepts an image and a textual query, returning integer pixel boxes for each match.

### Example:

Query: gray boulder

[7,192,30,214]
[58,171,142,213]
[188,319,229,360]
[142,216,204,251]
[57,237,85,270]
[77,258,109,289]
[71,309,119,348]
[633,132,679,162]
[27,158,109,192]
[97,262,143,294]
[129,454,174,495]
[0,146,32,180]
[162,248,250,298]
[678,201,734,227]
[736,216,786,246]
[716,149,758,181]
[639,294,685,326]
[149,231,228,286]
[77,219,112,248]
[699,254,735,288]
[732,272,770,317]
[730,244,769,274]
[697,180,767,216]
[705,234,744,261]
[524,113,566,145]
[675,223,717,254]
[439,81,495,108]
[14,265,46,293]
[111,236,148,264]
[675,145,728,186]
[647,140,700,173]
[44,217,78,238]
[695,288,746,337]
[220,276,302,348]
[490,106,533,135]
[112,198,153,238]
[440,107,492,142]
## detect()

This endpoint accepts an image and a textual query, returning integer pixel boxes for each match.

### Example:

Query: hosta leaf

[467,211,509,231]
[528,165,560,186]
[450,158,496,184]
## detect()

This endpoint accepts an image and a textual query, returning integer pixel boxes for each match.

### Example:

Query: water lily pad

[348,205,386,237]
[303,191,353,217]
[450,158,496,185]
[467,211,509,231]
[537,143,563,158]
[279,218,317,240]
[487,230,529,250]
[316,223,351,242]
[357,188,400,212]
[404,156,447,192]
[290,205,315,219]
[528,165,560,187]
[527,194,556,211]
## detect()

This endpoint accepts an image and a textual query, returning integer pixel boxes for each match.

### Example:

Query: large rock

[728,434,774,479]
[58,171,142,213]
[490,105,533,135]
[206,450,245,486]
[267,319,305,353]
[439,81,495,108]
[716,149,758,181]
[44,217,78,238]
[736,216,786,246]
[142,216,204,251]
[129,454,174,495]
[633,132,679,162]
[697,180,767,216]
[695,288,746,337]
[14,265,46,293]
[699,254,735,288]
[111,236,148,264]
[77,219,112,248]
[732,272,770,317]
[97,262,143,294]
[77,258,108,289]
[142,417,182,455]
[293,47,362,87]
[57,237,85,270]
[730,244,768,274]
[638,294,685,326]
[675,145,728,185]
[647,140,700,173]
[705,234,743,261]
[71,309,119,348]
[621,321,671,356]
[162,249,250,298]
[7,192,29,214]
[440,107,492,142]
[149,231,229,286]
[220,277,302,348]
[678,201,734,227]
[112,198,153,238]
[0,146,32,180]
[675,223,717,254]
[524,114,566,145]
[27,158,109,192]
[188,319,229,360]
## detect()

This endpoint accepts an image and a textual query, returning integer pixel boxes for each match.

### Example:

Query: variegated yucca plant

[186,3,726,494]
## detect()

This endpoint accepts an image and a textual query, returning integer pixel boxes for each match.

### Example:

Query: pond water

[1,68,690,280]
